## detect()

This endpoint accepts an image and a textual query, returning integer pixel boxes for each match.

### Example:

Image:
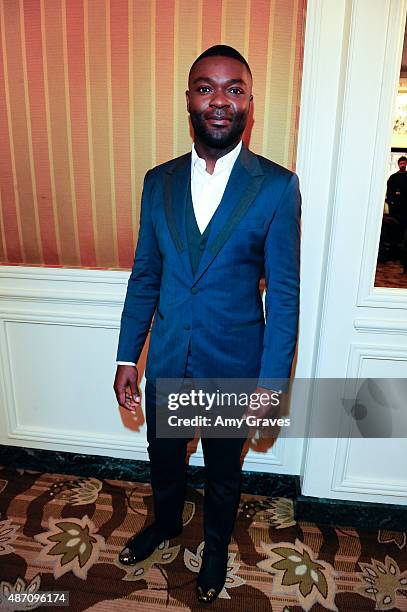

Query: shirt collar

[191,140,242,175]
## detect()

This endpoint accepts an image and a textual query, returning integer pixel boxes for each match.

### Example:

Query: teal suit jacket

[117,144,301,388]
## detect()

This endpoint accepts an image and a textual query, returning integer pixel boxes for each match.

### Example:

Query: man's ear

[185,90,190,112]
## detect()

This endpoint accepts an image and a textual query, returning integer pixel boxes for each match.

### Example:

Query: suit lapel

[192,145,265,286]
[164,145,265,286]
[164,153,193,280]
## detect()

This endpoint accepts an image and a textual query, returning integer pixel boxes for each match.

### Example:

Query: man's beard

[189,110,248,149]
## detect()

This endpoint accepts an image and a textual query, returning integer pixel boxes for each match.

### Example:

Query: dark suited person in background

[113,45,301,603]
[384,156,407,271]
[386,156,407,224]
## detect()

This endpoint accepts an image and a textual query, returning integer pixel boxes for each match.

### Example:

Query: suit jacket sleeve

[116,170,162,363]
[386,175,395,204]
[258,172,301,391]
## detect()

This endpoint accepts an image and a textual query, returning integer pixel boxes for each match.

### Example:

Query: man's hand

[113,365,141,413]
[243,387,283,436]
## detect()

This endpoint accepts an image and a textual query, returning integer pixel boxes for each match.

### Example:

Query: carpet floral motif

[0,479,8,494]
[181,500,195,526]
[257,538,337,611]
[255,497,296,529]
[66,477,103,506]
[378,529,407,550]
[184,541,245,600]
[239,498,268,519]
[33,515,105,580]
[0,575,42,611]
[0,518,19,556]
[357,555,407,610]
[49,476,102,506]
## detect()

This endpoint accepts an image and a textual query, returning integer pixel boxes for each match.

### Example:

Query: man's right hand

[113,365,141,413]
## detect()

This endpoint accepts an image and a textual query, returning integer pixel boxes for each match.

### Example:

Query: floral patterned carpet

[0,465,406,611]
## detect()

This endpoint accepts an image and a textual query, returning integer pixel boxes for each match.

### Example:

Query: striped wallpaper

[0,0,306,270]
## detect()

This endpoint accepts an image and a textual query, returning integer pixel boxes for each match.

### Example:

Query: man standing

[386,156,407,272]
[386,155,407,222]
[114,45,301,603]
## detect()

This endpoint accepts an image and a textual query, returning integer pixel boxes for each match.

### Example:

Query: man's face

[186,56,253,149]
[399,160,407,172]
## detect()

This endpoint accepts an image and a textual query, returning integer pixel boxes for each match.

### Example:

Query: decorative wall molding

[0,266,129,282]
[332,435,407,499]
[0,266,286,474]
[358,287,407,310]
[0,265,128,306]
[327,341,407,501]
[346,342,407,376]
[1,311,120,327]
[354,318,407,333]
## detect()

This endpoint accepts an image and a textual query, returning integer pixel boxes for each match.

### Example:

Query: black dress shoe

[196,549,229,604]
[118,523,182,565]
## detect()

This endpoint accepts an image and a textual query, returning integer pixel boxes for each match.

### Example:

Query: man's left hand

[243,387,284,436]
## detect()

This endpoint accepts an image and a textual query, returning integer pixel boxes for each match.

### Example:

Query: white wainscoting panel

[330,344,407,500]
[303,342,407,504]
[0,266,289,474]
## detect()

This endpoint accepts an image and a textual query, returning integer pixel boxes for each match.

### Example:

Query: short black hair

[189,45,252,78]
[398,156,407,163]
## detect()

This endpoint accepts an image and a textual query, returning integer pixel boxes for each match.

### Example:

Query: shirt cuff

[116,361,136,366]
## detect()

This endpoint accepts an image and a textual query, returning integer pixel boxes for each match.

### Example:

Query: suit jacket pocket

[229,316,264,332]
[152,310,165,336]
[235,217,265,230]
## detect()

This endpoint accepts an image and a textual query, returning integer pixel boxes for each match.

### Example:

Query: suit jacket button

[184,324,191,330]
[191,287,199,294]
[199,243,205,250]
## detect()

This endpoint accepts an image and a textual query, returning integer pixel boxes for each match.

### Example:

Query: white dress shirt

[191,140,242,233]
[117,140,242,367]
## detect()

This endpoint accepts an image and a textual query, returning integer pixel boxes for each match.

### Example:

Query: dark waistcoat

[185,181,213,366]
[185,180,213,276]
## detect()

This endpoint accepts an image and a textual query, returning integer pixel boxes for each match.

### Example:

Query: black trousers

[144,357,247,554]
